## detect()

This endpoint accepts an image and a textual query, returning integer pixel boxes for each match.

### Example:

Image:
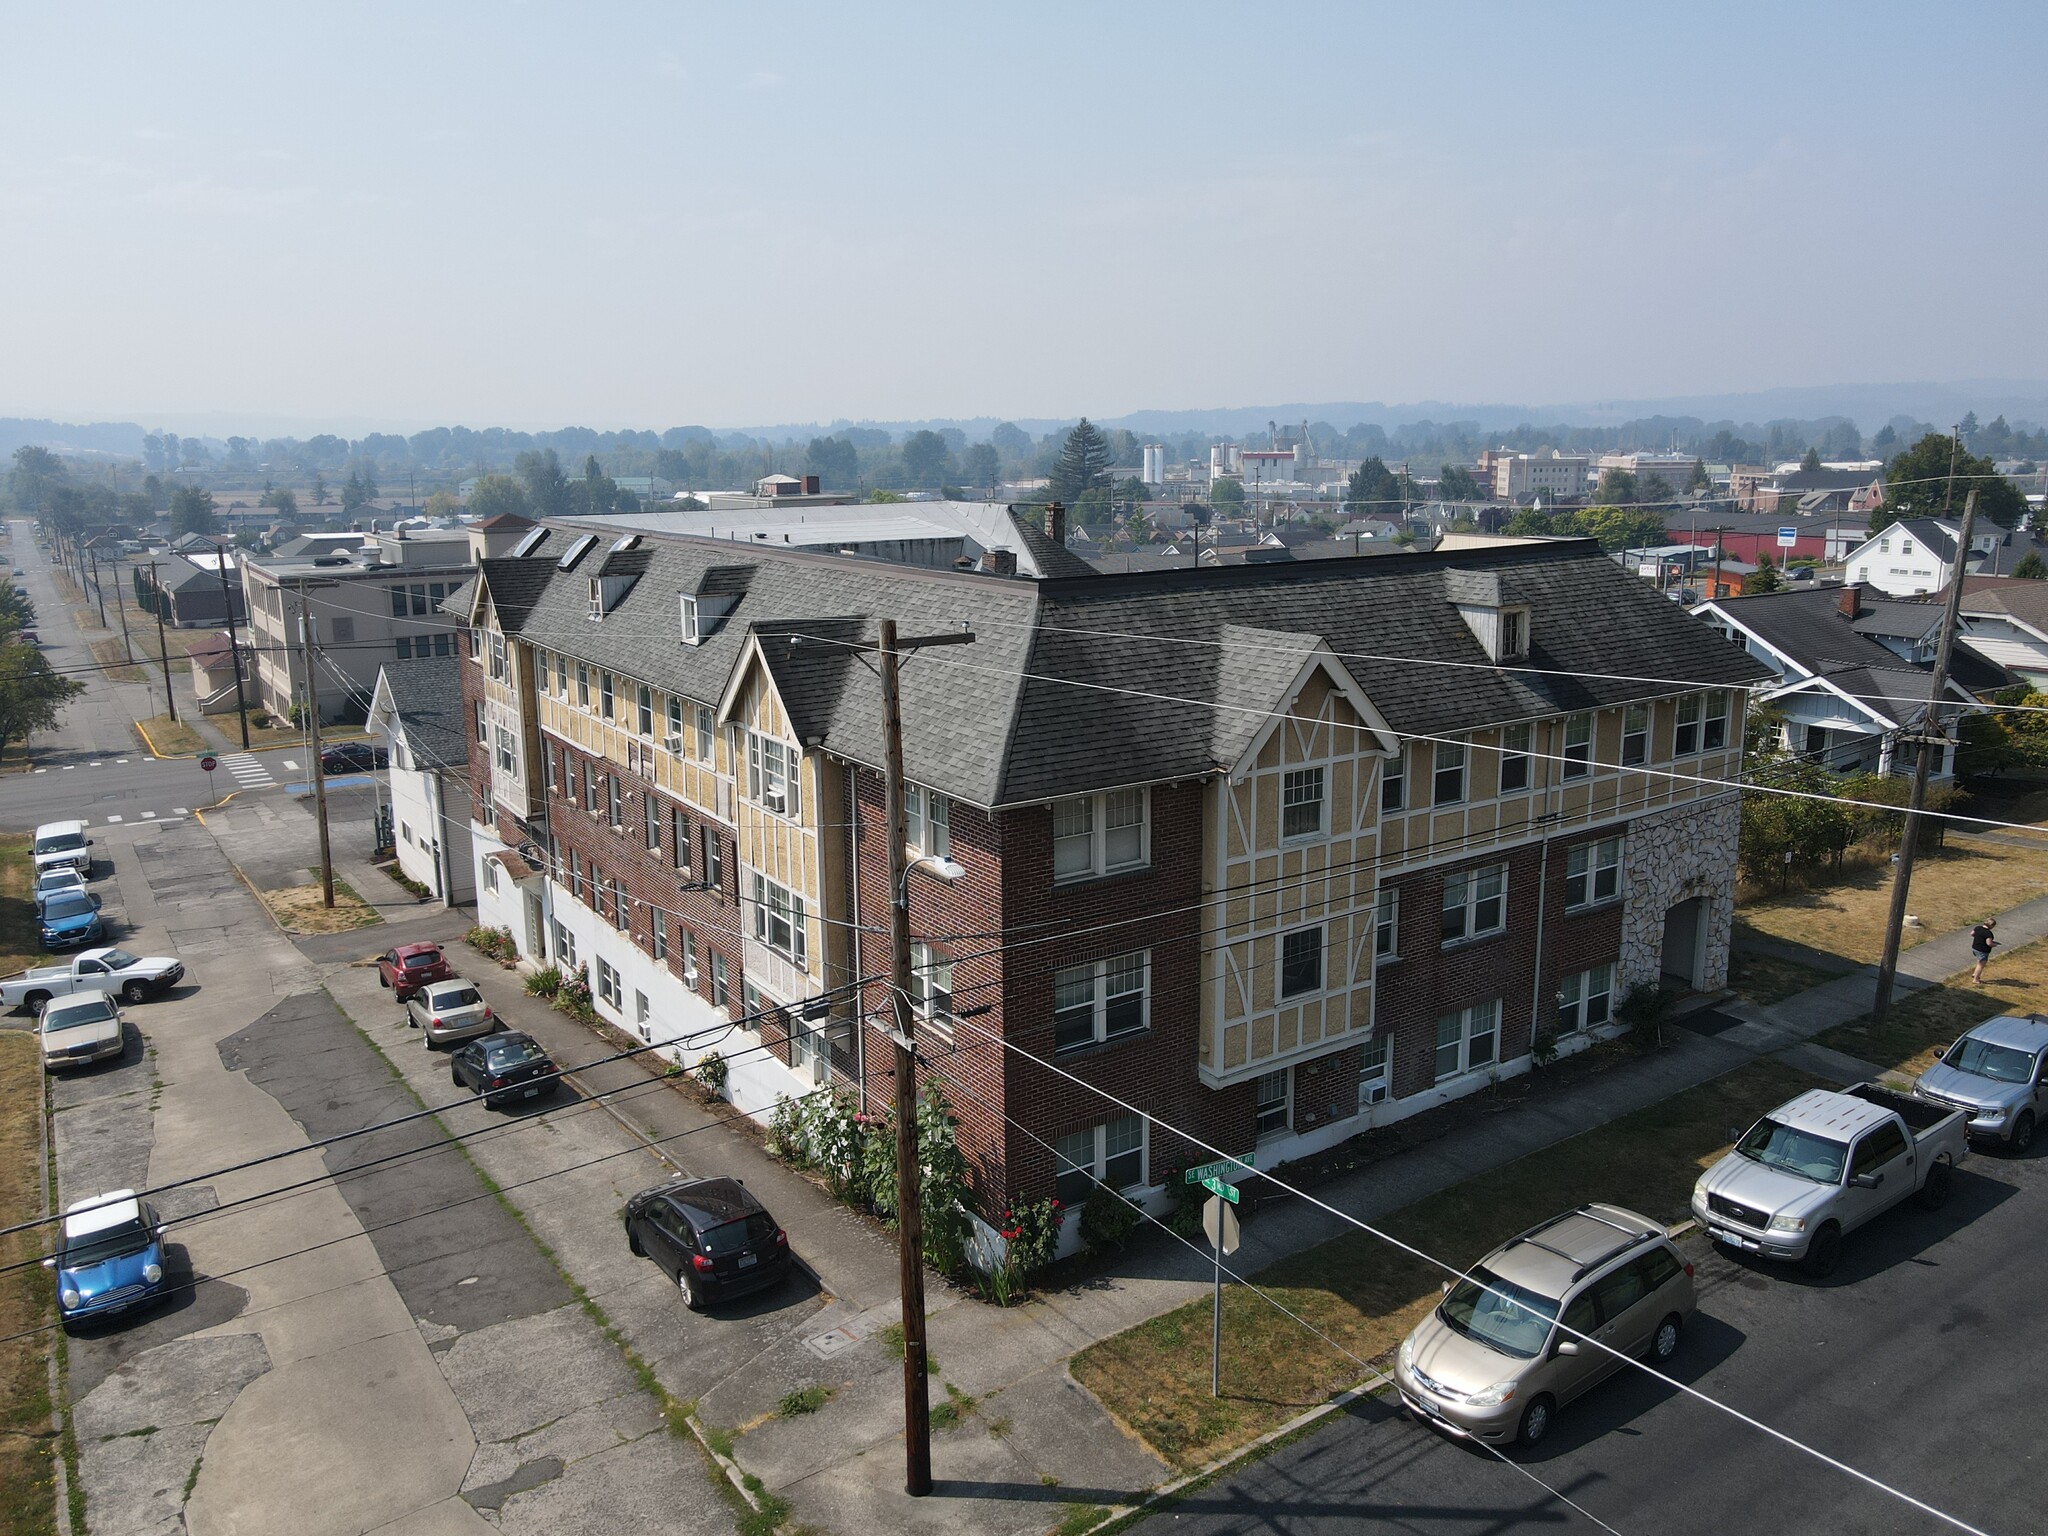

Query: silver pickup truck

[1691,1083,1967,1277]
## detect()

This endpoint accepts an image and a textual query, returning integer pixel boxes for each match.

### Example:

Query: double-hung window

[488,631,507,682]
[702,827,723,888]
[1051,788,1149,882]
[553,651,567,698]
[643,793,660,852]
[652,921,666,961]
[747,732,800,816]
[1053,952,1149,1051]
[680,930,699,986]
[1564,837,1622,909]
[1281,767,1324,839]
[474,700,488,745]
[610,878,629,931]
[1434,999,1500,1082]
[584,769,599,814]
[1053,1116,1145,1206]
[1702,691,1730,751]
[1499,723,1531,793]
[595,957,623,1009]
[1674,694,1702,756]
[1558,963,1615,1034]
[709,950,728,1008]
[1279,926,1324,998]
[636,684,654,737]
[493,726,515,775]
[1621,705,1649,767]
[1381,746,1406,812]
[564,756,578,804]
[666,695,683,748]
[1441,863,1506,944]
[1433,741,1466,806]
[906,783,950,858]
[909,942,954,1032]
[749,873,807,966]
[694,705,714,762]
[576,664,590,710]
[1562,714,1592,778]
[1359,1036,1391,1106]
[599,672,615,722]
[1254,1069,1291,1137]
[671,807,690,871]
[1374,888,1400,962]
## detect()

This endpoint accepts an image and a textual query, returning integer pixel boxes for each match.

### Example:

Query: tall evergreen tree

[1050,419,1114,506]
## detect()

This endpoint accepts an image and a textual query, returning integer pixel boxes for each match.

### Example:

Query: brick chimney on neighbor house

[1839,581,1863,619]
[979,547,1017,576]
[1045,500,1066,546]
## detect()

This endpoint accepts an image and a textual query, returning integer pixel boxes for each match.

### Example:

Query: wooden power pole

[297,581,336,907]
[145,561,177,723]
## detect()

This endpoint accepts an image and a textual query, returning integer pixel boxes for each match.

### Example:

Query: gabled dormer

[586,538,649,620]
[1445,570,1531,664]
[680,564,755,645]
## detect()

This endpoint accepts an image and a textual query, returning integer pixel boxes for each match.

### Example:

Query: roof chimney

[980,548,1017,577]
[1045,500,1067,546]
[1839,581,1863,619]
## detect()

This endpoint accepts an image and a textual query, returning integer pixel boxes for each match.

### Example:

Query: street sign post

[1184,1153,1254,1186]
[1777,526,1798,548]
[1201,1175,1239,1204]
[200,755,217,800]
[1203,1192,1242,1397]
[1202,1194,1240,1253]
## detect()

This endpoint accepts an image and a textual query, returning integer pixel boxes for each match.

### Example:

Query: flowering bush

[693,1050,728,1097]
[998,1196,1062,1278]
[465,926,520,965]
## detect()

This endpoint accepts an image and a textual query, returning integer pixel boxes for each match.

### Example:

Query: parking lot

[1138,1142,2043,1535]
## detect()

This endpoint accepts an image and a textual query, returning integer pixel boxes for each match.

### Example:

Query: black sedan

[623,1176,790,1309]
[319,741,389,774]
[448,1030,559,1107]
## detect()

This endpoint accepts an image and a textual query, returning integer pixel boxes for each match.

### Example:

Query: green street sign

[1202,1175,1240,1204]
[1184,1153,1255,1186]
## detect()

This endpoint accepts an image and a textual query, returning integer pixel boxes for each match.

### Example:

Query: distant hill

[0,418,145,459]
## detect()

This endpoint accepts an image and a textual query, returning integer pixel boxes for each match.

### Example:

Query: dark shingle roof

[474,557,557,629]
[1895,519,1959,565]
[379,655,469,771]
[498,532,1768,808]
[1007,509,1097,579]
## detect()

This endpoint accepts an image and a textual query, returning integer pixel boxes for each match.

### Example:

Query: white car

[34,867,88,913]
[32,820,93,879]
[40,994,124,1070]
[0,948,186,1012]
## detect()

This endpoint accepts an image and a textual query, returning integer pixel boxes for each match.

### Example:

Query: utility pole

[298,581,335,907]
[217,549,251,748]
[87,544,107,628]
[877,615,976,1499]
[112,555,134,664]
[1872,488,1977,1027]
[145,562,178,723]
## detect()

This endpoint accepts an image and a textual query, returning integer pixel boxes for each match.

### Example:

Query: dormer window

[680,594,703,644]
[1497,607,1530,661]
[1445,570,1530,664]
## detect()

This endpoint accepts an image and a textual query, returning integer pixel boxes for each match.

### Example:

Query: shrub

[693,1050,728,1097]
[767,1095,808,1166]
[524,965,563,999]
[988,1194,1063,1297]
[1079,1184,1142,1252]
[382,863,431,900]
[465,925,519,965]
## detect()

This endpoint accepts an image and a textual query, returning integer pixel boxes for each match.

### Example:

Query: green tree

[1594,467,1638,504]
[1686,458,1711,492]
[170,485,219,536]
[1877,434,2028,530]
[311,472,330,506]
[900,430,953,488]
[0,642,85,760]
[260,486,299,520]
[516,449,571,517]
[1575,506,1671,552]
[422,490,462,519]
[2013,550,2048,580]
[864,488,906,504]
[1743,552,1783,594]
[1050,419,1114,505]
[1639,473,1673,505]
[9,445,65,515]
[1437,464,1484,501]
[465,474,531,522]
[959,441,999,489]
[804,435,859,490]
[1343,456,1407,514]
[1209,477,1246,512]
[1801,447,1823,472]
[340,470,370,516]
[576,454,619,515]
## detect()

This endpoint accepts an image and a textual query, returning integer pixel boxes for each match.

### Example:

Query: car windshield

[64,1218,153,1269]
[43,895,94,920]
[1944,1037,2036,1085]
[484,1037,546,1065]
[35,832,85,854]
[699,1212,776,1257]
[99,951,142,971]
[434,987,482,1009]
[1736,1117,1848,1184]
[44,1000,115,1032]
[403,951,444,970]
[1438,1265,1561,1360]
[38,873,78,890]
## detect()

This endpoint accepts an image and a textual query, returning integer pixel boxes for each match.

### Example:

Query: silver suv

[1395,1203,1696,1447]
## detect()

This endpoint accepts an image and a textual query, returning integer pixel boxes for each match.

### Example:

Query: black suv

[623,1177,790,1309]
[319,741,388,774]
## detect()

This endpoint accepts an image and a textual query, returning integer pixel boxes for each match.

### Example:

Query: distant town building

[1482,450,1590,503]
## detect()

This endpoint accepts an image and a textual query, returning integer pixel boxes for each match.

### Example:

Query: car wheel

[678,1271,705,1311]
[1915,1157,1955,1210]
[1649,1314,1683,1363]
[450,1064,463,1087]
[379,971,390,988]
[1801,1222,1843,1278]
[1516,1395,1555,1447]
[122,980,148,1006]
[627,1227,645,1258]
[24,992,50,1015]
[2011,1110,2035,1155]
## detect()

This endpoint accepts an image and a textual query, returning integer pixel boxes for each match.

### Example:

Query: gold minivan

[1395,1203,1696,1447]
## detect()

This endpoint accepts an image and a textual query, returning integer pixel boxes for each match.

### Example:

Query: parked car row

[1398,1051,2021,1452]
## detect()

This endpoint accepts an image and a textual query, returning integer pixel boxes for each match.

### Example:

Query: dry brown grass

[0,837,43,977]
[1819,933,2048,1082]
[1737,839,2048,967]
[0,1031,57,1536]
[259,880,380,935]
[1071,1059,1820,1470]
[132,715,206,758]
[85,640,146,685]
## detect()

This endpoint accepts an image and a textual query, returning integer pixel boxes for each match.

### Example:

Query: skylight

[510,527,549,558]
[557,534,597,571]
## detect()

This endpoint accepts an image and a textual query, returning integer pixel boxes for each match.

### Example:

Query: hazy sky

[3,2,2044,433]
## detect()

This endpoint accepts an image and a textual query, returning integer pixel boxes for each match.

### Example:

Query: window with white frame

[1053,1115,1146,1206]
[909,942,953,1030]
[1441,863,1507,944]
[544,746,557,793]
[564,755,578,803]
[482,857,499,894]
[694,704,714,762]
[1621,704,1649,767]
[1433,740,1466,806]
[1254,1068,1291,1137]
[1374,887,1400,961]
[1499,607,1529,660]
[671,806,690,871]
[1499,723,1531,793]
[552,650,566,697]
[1564,837,1621,909]
[1359,1035,1391,1105]
[906,783,950,858]
[494,725,515,775]
[1381,745,1406,811]
[1051,787,1149,882]
[652,921,666,961]
[1279,925,1324,998]
[1562,714,1592,778]
[666,694,683,748]
[702,827,723,888]
[746,731,800,816]
[790,1005,828,1077]
[680,929,698,986]
[474,700,487,744]
[1281,767,1325,839]
[1674,693,1703,755]
[1702,691,1729,751]
[1434,999,1500,1082]
[595,957,623,1010]
[600,672,615,721]
[709,949,728,1008]
[636,684,654,737]
[1558,963,1615,1034]
[1053,951,1149,1051]
[749,873,807,966]
[488,631,507,682]
[644,792,660,852]
[552,921,577,970]
[607,774,622,828]
[585,766,600,814]
[576,663,590,709]
[610,879,629,931]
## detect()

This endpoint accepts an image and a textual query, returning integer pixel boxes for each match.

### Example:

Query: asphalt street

[1135,1147,2047,1536]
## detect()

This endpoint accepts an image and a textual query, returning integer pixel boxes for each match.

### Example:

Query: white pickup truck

[1691,1083,1968,1277]
[0,947,186,1013]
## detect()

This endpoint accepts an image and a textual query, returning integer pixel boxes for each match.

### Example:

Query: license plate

[523,1087,539,1098]
[736,1254,757,1268]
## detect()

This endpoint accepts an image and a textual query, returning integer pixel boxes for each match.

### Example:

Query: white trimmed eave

[1222,644,1400,782]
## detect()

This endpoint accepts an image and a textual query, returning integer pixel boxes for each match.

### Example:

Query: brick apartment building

[450,528,1766,1249]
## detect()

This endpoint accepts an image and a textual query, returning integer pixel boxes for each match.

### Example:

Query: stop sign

[200,755,218,772]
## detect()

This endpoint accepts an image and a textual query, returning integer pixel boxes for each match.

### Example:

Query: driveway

[1133,1148,2043,1535]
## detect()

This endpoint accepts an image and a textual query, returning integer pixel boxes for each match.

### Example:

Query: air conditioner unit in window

[762,788,787,814]
[1362,1080,1390,1106]
[664,734,684,756]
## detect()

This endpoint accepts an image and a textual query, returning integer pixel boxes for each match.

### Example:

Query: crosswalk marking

[105,815,123,823]
[141,811,156,819]
[282,759,299,770]
[223,752,276,789]
[173,807,186,815]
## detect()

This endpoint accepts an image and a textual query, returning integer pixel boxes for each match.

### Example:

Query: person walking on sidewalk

[1972,918,1999,984]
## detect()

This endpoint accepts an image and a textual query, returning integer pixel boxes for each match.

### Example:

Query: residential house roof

[374,655,469,772]
[486,533,1769,808]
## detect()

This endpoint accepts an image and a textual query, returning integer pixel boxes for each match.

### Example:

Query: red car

[377,942,453,1001]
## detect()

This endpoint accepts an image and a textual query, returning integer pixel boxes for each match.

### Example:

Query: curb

[130,715,205,761]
